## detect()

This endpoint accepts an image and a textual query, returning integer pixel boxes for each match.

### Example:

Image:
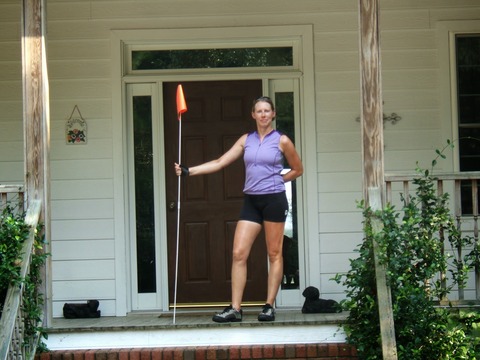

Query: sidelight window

[455,34,480,214]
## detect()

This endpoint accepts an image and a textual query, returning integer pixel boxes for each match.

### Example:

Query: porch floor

[45,308,348,350]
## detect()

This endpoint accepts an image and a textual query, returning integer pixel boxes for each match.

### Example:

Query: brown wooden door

[164,80,268,305]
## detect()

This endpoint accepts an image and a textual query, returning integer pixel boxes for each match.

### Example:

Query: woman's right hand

[175,163,190,177]
[174,163,182,176]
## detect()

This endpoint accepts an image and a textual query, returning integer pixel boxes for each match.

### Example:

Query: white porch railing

[0,185,24,214]
[385,172,480,304]
[0,185,42,360]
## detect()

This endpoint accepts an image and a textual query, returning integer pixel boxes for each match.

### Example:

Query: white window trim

[437,20,480,172]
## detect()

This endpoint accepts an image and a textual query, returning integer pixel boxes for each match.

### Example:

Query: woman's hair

[251,96,275,113]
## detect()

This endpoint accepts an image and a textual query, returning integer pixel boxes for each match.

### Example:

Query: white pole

[173,115,182,325]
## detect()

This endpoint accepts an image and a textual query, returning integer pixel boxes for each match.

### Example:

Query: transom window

[132,47,293,70]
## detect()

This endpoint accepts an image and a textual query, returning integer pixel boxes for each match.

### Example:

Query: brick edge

[37,344,357,360]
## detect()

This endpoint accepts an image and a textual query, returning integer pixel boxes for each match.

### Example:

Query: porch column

[358,0,397,359]
[22,0,52,325]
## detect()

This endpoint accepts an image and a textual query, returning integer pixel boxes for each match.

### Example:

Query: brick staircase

[37,343,358,360]
[37,310,357,359]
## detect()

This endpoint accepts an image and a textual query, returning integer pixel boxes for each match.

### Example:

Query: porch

[46,309,347,349]
[42,309,352,360]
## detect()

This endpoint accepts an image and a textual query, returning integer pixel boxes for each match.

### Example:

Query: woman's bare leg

[263,220,286,306]
[231,220,262,310]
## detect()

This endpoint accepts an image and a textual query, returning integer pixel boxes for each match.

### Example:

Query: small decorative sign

[66,105,87,144]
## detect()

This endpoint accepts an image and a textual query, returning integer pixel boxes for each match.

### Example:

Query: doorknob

[169,201,176,211]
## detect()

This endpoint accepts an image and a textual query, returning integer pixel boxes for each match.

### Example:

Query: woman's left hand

[280,136,303,182]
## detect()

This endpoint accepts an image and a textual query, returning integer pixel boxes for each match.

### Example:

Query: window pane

[456,35,480,172]
[133,96,156,293]
[456,34,480,214]
[458,95,480,124]
[459,127,480,171]
[275,92,299,290]
[132,47,293,70]
[456,36,480,66]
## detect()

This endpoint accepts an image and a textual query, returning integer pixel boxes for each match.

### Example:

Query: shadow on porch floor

[45,308,348,350]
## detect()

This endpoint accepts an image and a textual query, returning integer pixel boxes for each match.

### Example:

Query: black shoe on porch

[212,305,243,323]
[258,303,275,321]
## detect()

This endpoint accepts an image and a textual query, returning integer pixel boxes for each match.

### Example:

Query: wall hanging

[66,105,87,144]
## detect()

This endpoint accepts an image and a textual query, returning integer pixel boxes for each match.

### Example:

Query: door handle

[169,201,176,211]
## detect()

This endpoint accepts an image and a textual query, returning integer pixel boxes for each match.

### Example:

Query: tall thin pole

[173,116,182,325]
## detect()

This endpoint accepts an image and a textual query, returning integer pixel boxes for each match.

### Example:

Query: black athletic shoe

[258,303,275,321]
[212,305,243,323]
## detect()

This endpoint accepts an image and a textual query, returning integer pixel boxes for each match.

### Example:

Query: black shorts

[239,192,289,224]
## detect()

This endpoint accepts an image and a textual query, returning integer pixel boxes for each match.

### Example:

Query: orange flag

[176,84,187,120]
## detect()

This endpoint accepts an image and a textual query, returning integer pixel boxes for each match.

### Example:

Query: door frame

[111,25,318,314]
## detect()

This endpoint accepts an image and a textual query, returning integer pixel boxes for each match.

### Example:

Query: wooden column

[358,1,397,359]
[359,0,384,202]
[22,0,51,325]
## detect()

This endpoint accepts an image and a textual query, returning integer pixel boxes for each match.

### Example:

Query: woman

[175,96,303,322]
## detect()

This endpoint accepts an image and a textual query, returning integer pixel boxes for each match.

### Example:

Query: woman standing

[175,96,303,322]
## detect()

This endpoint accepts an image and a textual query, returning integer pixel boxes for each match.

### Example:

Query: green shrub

[0,204,48,353]
[334,143,480,359]
[0,205,31,309]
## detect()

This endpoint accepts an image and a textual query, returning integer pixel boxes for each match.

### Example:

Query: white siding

[1,0,480,316]
[0,3,22,184]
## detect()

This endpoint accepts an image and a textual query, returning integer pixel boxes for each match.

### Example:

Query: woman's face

[251,101,276,127]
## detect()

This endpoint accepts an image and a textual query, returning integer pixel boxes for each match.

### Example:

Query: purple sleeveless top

[243,130,285,195]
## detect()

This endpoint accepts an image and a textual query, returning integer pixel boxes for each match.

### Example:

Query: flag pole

[173,84,187,325]
[173,115,181,325]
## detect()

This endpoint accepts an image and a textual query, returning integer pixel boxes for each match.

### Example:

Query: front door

[163,80,268,306]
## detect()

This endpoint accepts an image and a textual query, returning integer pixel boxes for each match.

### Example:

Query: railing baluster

[386,181,392,204]
[437,180,447,299]
[403,181,409,204]
[1,193,6,209]
[454,180,464,301]
[18,192,25,214]
[472,179,479,300]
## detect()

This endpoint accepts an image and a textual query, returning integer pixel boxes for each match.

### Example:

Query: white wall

[1,0,479,316]
[0,2,23,183]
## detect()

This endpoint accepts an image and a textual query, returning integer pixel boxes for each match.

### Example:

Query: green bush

[0,204,48,353]
[0,205,31,309]
[334,144,480,359]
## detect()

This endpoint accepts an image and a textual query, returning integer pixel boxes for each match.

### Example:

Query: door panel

[163,80,267,305]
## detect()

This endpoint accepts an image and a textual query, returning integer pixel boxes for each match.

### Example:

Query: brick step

[36,343,358,360]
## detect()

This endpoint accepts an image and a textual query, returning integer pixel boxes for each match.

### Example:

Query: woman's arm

[175,134,247,176]
[280,135,303,182]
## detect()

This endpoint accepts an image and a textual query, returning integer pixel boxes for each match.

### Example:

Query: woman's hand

[280,135,303,182]
[174,163,189,177]
[174,163,181,176]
